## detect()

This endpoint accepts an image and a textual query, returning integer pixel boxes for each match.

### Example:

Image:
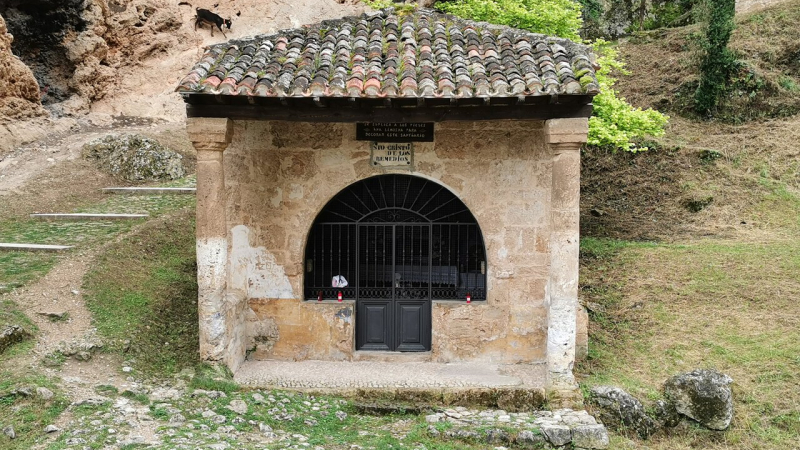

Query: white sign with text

[371,142,413,167]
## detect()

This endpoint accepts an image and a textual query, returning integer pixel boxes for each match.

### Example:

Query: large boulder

[83,133,186,181]
[664,369,733,430]
[589,385,658,439]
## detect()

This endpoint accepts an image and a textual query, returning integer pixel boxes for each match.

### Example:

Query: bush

[589,41,669,151]
[438,0,668,151]
[694,0,737,115]
[438,0,583,40]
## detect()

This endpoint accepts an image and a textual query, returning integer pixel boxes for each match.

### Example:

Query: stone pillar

[545,118,588,400]
[187,117,234,367]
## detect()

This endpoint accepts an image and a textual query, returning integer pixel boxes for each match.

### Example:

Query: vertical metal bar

[429,224,434,300]
[355,225,359,303]
[457,224,461,295]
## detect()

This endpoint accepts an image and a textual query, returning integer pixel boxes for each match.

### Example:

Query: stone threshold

[235,360,548,410]
[30,213,149,221]
[102,187,196,195]
[0,243,74,252]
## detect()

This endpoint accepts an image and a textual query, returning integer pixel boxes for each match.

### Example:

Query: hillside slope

[578,2,800,449]
[581,0,800,242]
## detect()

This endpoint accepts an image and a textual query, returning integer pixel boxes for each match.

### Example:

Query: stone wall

[222,120,554,365]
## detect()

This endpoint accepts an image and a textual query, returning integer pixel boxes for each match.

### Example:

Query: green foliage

[438,0,583,40]
[695,0,737,115]
[437,0,668,151]
[589,41,669,151]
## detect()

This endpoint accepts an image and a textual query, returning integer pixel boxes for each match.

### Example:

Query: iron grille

[305,175,486,301]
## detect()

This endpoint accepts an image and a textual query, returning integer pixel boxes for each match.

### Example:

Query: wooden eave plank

[181,93,594,122]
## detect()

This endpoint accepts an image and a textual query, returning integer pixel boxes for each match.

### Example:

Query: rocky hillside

[0,0,365,155]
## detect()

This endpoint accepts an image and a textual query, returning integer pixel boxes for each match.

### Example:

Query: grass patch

[82,209,199,376]
[577,237,800,449]
[0,372,69,450]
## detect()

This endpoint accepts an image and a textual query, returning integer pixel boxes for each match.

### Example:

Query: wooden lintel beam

[185,102,593,122]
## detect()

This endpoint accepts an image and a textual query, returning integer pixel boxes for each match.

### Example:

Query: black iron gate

[304,174,487,352]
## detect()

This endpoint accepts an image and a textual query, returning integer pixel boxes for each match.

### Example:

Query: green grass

[577,236,800,449]
[82,209,199,376]
[0,372,69,450]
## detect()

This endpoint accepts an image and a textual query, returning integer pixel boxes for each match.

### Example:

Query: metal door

[356,224,431,351]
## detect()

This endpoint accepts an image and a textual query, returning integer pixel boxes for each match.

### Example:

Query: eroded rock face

[664,369,734,430]
[590,385,658,438]
[0,13,47,121]
[1,0,183,111]
[83,133,185,181]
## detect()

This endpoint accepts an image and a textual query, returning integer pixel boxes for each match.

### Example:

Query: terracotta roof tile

[176,8,600,99]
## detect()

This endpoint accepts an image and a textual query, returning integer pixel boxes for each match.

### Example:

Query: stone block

[571,424,609,449]
[541,423,572,446]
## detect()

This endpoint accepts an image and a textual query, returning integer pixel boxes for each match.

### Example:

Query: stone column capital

[187,117,234,152]
[545,118,588,152]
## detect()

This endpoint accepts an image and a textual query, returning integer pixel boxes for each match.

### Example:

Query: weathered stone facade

[187,117,587,391]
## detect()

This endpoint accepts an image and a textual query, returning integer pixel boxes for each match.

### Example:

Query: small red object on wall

[338,291,343,302]
[466,293,471,304]
[318,291,323,302]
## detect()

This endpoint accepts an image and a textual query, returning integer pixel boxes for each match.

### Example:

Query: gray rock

[259,423,273,433]
[0,325,30,354]
[424,414,441,423]
[82,134,186,182]
[36,387,54,400]
[590,385,658,438]
[74,351,93,361]
[38,311,67,320]
[484,428,511,444]
[44,425,60,433]
[652,399,681,428]
[335,410,347,421]
[445,429,480,440]
[516,429,547,445]
[664,369,733,430]
[540,423,571,446]
[226,399,248,415]
[571,424,609,449]
[3,425,15,439]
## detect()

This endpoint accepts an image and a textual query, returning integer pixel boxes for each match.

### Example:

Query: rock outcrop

[83,133,185,181]
[0,13,46,122]
[664,369,734,430]
[0,324,31,354]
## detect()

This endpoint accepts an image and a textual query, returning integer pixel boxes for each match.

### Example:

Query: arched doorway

[304,175,487,351]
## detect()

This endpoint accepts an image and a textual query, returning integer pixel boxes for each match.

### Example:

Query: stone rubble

[426,407,609,449]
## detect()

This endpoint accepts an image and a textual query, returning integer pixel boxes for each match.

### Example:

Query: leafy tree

[437,0,668,151]
[589,41,668,151]
[694,0,737,115]
[437,0,583,40]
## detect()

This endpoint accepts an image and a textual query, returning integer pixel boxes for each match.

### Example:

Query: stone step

[0,243,74,252]
[102,187,196,195]
[30,213,149,221]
